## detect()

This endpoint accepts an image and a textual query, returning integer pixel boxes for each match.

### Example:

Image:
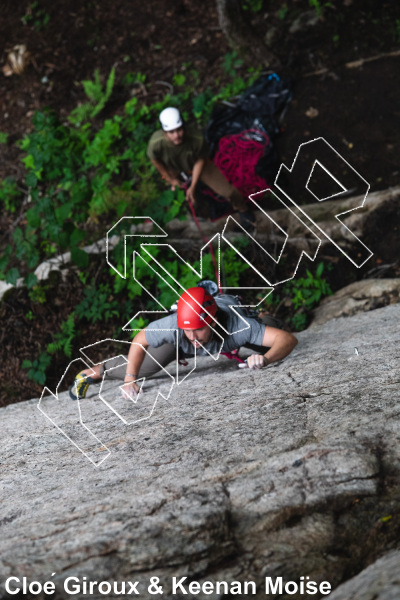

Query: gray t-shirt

[145,295,265,357]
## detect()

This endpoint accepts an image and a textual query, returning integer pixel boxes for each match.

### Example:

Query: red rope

[184,129,270,291]
[185,201,245,363]
[214,129,271,198]
[220,349,245,364]
[186,197,221,292]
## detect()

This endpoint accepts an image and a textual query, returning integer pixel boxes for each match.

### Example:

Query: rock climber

[70,285,298,400]
[146,107,255,229]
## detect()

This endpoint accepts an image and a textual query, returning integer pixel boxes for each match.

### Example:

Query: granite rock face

[0,304,399,599]
[311,278,400,325]
[328,550,400,600]
[165,185,400,258]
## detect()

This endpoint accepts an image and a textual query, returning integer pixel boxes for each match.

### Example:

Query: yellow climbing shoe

[69,371,97,400]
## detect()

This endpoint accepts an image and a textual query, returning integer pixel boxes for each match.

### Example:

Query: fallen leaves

[305,106,319,118]
[2,45,31,76]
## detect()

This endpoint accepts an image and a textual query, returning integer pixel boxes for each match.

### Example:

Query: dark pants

[199,159,247,211]
[100,344,176,380]
[100,314,288,382]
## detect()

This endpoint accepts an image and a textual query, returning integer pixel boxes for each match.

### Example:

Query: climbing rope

[185,195,221,292]
[183,129,270,293]
[214,129,270,198]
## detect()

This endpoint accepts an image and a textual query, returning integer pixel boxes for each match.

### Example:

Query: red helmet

[177,287,217,329]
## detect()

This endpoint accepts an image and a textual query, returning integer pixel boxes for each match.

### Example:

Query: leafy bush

[279,262,333,330]
[0,177,21,212]
[22,353,52,386]
[69,68,116,125]
[21,1,50,31]
[285,261,333,310]
[75,284,120,324]
[0,61,261,385]
[47,314,76,358]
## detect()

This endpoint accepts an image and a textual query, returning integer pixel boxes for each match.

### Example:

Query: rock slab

[311,277,400,325]
[0,304,400,599]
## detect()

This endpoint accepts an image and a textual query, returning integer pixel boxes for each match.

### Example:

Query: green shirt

[147,124,208,174]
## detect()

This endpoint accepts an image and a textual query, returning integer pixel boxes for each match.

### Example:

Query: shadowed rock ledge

[0,304,399,599]
[328,550,400,600]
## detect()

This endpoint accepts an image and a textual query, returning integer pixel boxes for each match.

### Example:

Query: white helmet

[159,107,183,131]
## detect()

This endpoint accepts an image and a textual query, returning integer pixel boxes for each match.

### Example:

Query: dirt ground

[1,0,399,403]
[1,0,400,186]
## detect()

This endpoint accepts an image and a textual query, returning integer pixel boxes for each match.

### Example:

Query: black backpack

[205,73,292,184]
[205,72,292,156]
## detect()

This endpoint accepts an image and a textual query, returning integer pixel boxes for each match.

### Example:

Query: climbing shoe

[69,371,97,401]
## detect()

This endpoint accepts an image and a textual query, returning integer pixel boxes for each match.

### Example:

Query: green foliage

[110,242,215,320]
[0,132,9,144]
[0,177,21,213]
[5,267,20,286]
[263,262,333,332]
[7,110,91,283]
[222,51,244,78]
[25,313,77,384]
[22,352,52,385]
[148,188,187,223]
[69,68,116,125]
[192,60,261,122]
[75,284,119,324]
[173,73,186,87]
[121,72,146,87]
[291,312,308,331]
[23,287,119,384]
[242,0,263,12]
[221,239,251,287]
[19,109,86,184]
[126,315,149,336]
[21,1,50,30]
[308,0,332,17]
[395,19,400,43]
[192,89,214,120]
[181,63,200,89]
[71,247,89,269]
[13,227,39,271]
[278,5,288,19]
[4,59,266,387]
[47,314,76,358]
[24,272,38,289]
[84,118,121,168]
[284,262,332,311]
[28,283,48,304]
[273,262,333,331]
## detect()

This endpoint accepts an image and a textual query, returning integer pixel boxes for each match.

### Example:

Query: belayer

[147,107,255,230]
[70,286,297,400]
